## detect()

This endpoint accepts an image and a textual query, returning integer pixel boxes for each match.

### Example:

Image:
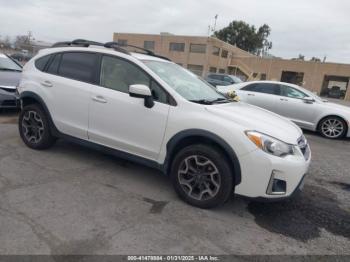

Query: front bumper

[235,144,311,199]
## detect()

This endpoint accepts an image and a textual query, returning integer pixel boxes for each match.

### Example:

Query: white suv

[17,40,311,208]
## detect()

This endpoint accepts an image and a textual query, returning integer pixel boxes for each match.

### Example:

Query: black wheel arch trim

[163,129,242,186]
[19,92,242,185]
[20,91,61,136]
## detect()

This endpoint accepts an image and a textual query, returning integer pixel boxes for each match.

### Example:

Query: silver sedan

[217,81,350,139]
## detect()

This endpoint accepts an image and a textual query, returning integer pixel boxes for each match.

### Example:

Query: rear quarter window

[35,55,52,71]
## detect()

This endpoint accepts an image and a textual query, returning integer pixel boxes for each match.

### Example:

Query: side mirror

[129,84,154,108]
[302,97,315,104]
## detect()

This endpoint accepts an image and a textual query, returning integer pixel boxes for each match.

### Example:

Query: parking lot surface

[0,111,349,255]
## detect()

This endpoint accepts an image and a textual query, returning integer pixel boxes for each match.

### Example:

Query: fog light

[267,171,287,195]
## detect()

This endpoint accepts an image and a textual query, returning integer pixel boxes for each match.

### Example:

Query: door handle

[92,95,107,104]
[280,98,288,101]
[247,93,255,96]
[40,80,53,87]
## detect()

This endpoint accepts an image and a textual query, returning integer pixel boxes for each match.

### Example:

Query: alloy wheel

[178,155,221,201]
[21,110,45,144]
[321,118,344,138]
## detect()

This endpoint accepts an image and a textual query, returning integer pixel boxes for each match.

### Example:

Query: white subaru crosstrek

[17,40,311,208]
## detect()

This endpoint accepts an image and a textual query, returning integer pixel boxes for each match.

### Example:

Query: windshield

[143,60,229,104]
[0,54,22,71]
[229,75,243,83]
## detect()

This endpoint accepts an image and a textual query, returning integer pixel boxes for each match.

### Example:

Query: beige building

[113,32,350,101]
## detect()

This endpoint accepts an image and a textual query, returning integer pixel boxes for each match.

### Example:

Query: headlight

[245,131,294,157]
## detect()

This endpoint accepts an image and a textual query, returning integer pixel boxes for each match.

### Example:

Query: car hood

[0,71,21,88]
[206,102,302,144]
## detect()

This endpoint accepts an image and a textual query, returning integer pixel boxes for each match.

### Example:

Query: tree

[2,35,12,48]
[310,57,321,62]
[292,54,305,61]
[14,35,32,51]
[213,21,272,55]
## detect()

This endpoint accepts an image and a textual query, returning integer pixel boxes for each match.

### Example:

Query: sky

[0,0,349,63]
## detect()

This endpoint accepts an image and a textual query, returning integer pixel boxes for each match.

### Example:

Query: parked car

[206,73,243,87]
[328,86,344,99]
[17,40,310,208]
[217,81,350,139]
[10,52,33,63]
[0,53,22,109]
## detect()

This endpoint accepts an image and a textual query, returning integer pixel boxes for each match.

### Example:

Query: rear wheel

[318,116,347,139]
[19,104,56,149]
[170,144,233,209]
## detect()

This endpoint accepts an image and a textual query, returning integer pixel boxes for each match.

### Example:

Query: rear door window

[242,83,281,95]
[57,52,97,83]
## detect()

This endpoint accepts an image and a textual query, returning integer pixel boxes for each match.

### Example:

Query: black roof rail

[51,39,130,55]
[105,42,171,61]
[51,39,170,60]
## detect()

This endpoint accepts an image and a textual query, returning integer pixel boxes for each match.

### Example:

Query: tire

[170,144,234,209]
[318,116,347,139]
[18,104,56,149]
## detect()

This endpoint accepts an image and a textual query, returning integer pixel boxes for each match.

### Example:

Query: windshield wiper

[210,98,231,103]
[190,98,231,105]
[0,68,22,72]
[189,99,215,105]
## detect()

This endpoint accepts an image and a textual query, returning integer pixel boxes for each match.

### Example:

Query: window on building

[221,50,228,58]
[281,71,304,86]
[209,67,217,73]
[187,64,204,76]
[169,42,185,52]
[218,68,226,74]
[144,41,155,50]
[190,44,206,53]
[212,46,220,56]
[260,73,267,80]
[117,39,128,46]
[58,52,97,83]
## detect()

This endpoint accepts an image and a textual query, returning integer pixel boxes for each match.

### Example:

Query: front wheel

[170,144,234,209]
[19,104,56,149]
[318,116,347,139]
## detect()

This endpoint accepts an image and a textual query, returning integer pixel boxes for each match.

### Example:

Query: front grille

[0,87,16,93]
[1,100,17,107]
[298,135,310,160]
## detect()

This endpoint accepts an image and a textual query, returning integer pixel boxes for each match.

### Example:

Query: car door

[88,55,170,161]
[41,52,98,139]
[275,84,317,129]
[238,83,280,112]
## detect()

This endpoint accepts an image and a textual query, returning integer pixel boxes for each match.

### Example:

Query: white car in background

[217,81,350,139]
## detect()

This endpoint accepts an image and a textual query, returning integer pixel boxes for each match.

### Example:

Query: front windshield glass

[0,54,22,71]
[143,60,228,103]
[230,75,243,83]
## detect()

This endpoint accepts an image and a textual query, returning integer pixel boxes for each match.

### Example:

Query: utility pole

[212,14,218,32]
